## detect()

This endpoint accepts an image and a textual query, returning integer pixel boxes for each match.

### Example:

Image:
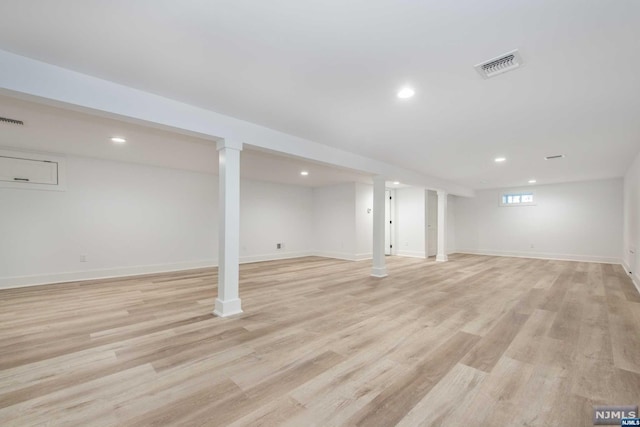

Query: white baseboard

[239,251,313,264]
[312,251,360,261]
[456,249,621,265]
[622,260,633,279]
[395,250,426,259]
[0,259,217,290]
[0,251,318,290]
[395,249,454,258]
[312,252,377,261]
[624,260,640,295]
[7,249,625,292]
[354,252,372,261]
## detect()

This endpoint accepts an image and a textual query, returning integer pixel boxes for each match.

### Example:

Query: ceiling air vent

[0,116,24,126]
[475,50,523,79]
[545,154,565,160]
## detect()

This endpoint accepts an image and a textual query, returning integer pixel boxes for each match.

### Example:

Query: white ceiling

[0,0,639,189]
[0,95,373,188]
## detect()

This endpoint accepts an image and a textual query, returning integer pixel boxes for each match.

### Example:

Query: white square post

[213,139,243,317]
[371,175,388,277]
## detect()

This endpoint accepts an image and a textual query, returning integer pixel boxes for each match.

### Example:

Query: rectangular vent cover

[475,50,523,79]
[0,117,24,126]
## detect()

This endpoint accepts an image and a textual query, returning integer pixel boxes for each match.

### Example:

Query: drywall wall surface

[623,152,640,287]
[355,182,373,259]
[0,156,217,287]
[447,194,456,254]
[395,187,426,258]
[312,182,357,260]
[426,190,437,257]
[240,179,313,262]
[0,155,315,288]
[455,178,623,263]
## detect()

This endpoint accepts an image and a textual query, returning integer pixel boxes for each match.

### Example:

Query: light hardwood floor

[1,254,639,426]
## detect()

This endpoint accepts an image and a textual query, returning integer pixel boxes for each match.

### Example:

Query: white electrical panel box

[0,156,58,185]
[0,148,66,191]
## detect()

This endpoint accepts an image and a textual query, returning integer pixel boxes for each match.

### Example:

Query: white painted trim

[499,190,536,207]
[312,251,360,261]
[4,251,632,292]
[396,250,426,259]
[456,249,621,264]
[216,139,243,151]
[2,250,363,290]
[213,298,243,317]
[0,251,317,289]
[240,251,314,264]
[622,260,631,275]
[624,260,640,295]
[370,266,388,278]
[354,252,373,261]
[0,259,216,289]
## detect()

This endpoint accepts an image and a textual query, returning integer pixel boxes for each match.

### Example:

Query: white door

[427,190,438,257]
[385,190,392,255]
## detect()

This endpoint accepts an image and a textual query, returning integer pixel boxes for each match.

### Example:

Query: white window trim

[499,191,536,207]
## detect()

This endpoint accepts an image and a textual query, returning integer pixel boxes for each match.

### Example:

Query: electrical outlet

[276,243,282,249]
[80,255,87,262]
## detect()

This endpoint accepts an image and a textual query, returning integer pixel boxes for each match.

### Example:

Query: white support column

[213,139,243,317]
[371,175,388,277]
[436,190,448,262]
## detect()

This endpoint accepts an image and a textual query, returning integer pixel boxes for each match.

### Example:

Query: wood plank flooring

[1,254,639,426]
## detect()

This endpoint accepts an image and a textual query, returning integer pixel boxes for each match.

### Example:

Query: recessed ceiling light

[393,181,400,185]
[111,137,126,144]
[397,87,415,99]
[528,179,537,184]
[300,171,309,176]
[494,157,506,162]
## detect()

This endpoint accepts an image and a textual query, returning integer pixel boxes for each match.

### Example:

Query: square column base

[436,254,448,262]
[371,267,388,278]
[213,298,243,317]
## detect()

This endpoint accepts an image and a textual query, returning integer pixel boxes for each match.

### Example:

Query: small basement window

[500,192,535,206]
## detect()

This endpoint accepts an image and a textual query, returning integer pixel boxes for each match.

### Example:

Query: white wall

[240,180,313,263]
[0,151,477,291]
[623,152,640,288]
[0,155,314,288]
[395,187,426,258]
[455,178,623,263]
[426,190,437,257]
[355,183,373,259]
[312,183,357,260]
[447,194,456,255]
